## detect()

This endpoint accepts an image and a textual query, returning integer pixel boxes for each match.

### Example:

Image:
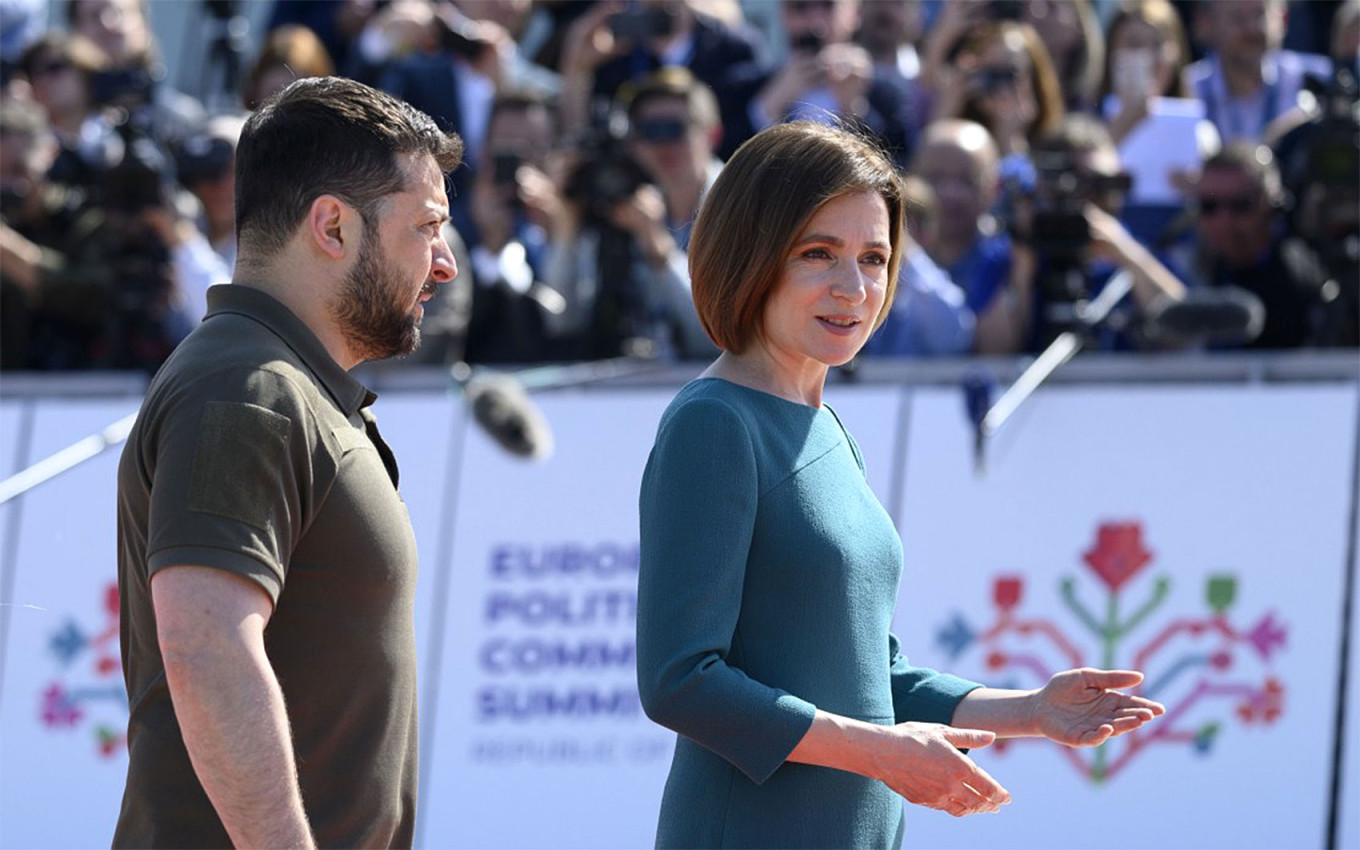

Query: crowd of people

[1,0,1357,373]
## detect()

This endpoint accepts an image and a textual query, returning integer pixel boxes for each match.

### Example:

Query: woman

[1097,0,1195,145]
[931,20,1065,157]
[241,24,335,111]
[1021,0,1104,113]
[636,122,1164,848]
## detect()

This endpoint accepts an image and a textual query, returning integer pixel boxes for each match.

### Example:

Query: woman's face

[1110,19,1178,96]
[757,190,892,372]
[972,39,1037,131]
[28,52,87,118]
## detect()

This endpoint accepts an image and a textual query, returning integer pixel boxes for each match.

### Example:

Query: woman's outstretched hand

[1032,668,1166,747]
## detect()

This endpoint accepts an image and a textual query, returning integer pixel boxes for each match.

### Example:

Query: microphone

[1144,286,1266,344]
[457,369,554,461]
[449,355,661,461]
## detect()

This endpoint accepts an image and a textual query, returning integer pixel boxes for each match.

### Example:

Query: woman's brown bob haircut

[689,121,906,354]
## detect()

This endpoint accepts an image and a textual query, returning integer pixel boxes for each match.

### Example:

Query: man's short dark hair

[1033,113,1115,160]
[487,88,557,134]
[234,76,463,259]
[1203,142,1283,203]
[620,67,720,131]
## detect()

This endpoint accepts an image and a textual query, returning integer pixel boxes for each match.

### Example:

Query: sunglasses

[633,118,688,143]
[1197,195,1258,216]
[32,59,72,78]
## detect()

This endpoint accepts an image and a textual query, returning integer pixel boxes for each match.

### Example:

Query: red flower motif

[993,576,1023,612]
[1083,522,1153,592]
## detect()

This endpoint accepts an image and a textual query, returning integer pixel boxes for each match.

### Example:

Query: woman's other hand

[788,711,1012,817]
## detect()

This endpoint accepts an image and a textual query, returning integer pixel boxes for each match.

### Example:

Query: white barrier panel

[892,385,1360,849]
[0,397,140,849]
[418,389,675,849]
[0,380,1355,849]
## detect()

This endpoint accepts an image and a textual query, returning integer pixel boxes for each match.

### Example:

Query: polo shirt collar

[204,283,376,415]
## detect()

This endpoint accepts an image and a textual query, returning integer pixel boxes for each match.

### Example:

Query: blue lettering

[476,686,643,721]
[486,543,641,580]
[479,638,635,674]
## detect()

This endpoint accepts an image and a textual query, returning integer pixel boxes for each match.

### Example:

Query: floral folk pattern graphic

[41,582,126,757]
[936,521,1286,782]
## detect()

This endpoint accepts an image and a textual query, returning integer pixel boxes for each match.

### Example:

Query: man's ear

[306,194,358,260]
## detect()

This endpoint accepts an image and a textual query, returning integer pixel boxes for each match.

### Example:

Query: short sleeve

[636,398,817,784]
[143,369,327,603]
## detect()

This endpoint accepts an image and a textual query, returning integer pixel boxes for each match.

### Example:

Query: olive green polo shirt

[115,283,419,848]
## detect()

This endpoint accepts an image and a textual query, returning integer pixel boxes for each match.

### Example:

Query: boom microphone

[1144,286,1266,344]
[459,371,554,460]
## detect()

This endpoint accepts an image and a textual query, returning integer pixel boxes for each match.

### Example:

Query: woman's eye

[801,248,831,260]
[861,253,887,266]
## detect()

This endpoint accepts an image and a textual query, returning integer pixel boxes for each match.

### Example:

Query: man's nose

[431,237,457,283]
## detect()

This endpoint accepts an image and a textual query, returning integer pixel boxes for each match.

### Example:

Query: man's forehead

[1201,166,1258,191]
[396,152,450,205]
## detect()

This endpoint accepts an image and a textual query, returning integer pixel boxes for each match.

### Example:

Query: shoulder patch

[188,401,292,529]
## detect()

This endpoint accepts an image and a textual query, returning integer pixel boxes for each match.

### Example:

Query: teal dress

[637,378,980,849]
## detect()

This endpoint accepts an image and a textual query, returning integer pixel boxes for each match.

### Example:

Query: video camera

[1277,65,1360,345]
[561,123,651,227]
[1002,149,1132,307]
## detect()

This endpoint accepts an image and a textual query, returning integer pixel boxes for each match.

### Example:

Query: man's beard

[332,230,422,363]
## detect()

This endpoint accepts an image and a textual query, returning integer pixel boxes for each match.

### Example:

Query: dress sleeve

[888,631,982,725]
[636,397,817,784]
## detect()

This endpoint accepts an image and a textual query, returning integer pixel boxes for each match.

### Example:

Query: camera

[790,30,826,54]
[990,0,1024,21]
[91,67,154,110]
[974,66,1020,94]
[562,129,650,225]
[1277,66,1360,344]
[491,151,523,187]
[609,5,680,42]
[1005,149,1132,307]
[174,133,233,187]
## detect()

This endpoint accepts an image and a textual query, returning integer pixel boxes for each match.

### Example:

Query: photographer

[750,0,915,163]
[68,0,205,148]
[1187,142,1345,348]
[464,89,571,363]
[17,32,118,192]
[559,0,766,161]
[544,67,719,361]
[0,95,185,371]
[992,115,1187,353]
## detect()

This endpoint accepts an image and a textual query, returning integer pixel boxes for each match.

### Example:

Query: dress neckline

[690,376,829,412]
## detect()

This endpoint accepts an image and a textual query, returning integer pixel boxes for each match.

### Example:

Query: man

[114,77,460,848]
[1189,143,1327,349]
[0,93,186,372]
[545,67,718,360]
[860,174,976,357]
[558,0,767,160]
[465,88,569,362]
[912,119,1017,352]
[67,0,205,144]
[1187,0,1330,144]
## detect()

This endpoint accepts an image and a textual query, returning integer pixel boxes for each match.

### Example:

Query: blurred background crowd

[0,0,1356,374]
